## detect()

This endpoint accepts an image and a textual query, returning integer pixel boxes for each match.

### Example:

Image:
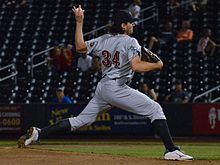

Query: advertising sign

[192,104,220,135]
[0,105,22,132]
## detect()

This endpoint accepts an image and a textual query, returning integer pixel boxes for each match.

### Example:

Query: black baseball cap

[112,10,135,25]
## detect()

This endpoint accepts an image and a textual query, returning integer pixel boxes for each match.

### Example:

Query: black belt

[111,78,131,85]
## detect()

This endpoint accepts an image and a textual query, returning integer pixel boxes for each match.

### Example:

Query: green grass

[1,140,220,160]
[0,140,16,147]
[47,145,164,158]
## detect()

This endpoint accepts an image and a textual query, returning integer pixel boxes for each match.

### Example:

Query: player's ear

[121,23,126,31]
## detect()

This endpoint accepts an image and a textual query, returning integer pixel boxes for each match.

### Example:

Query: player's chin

[128,30,133,35]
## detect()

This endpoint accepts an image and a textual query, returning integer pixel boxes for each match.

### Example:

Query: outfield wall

[0,103,220,138]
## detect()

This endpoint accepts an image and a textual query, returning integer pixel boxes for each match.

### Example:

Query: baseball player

[18,5,193,161]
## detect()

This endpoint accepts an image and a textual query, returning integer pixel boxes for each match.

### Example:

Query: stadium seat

[0,0,219,103]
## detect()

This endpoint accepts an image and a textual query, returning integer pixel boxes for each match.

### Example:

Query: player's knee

[155,102,164,115]
[154,102,162,111]
[151,102,166,122]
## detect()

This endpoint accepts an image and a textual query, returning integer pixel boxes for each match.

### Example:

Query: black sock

[152,119,177,152]
[39,118,71,139]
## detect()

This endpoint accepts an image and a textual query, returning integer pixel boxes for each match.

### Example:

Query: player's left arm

[131,56,163,72]
[72,5,87,53]
[128,39,163,72]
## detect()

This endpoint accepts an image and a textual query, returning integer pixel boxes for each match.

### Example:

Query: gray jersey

[86,34,141,80]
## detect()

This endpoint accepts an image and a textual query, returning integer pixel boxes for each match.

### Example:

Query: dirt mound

[0,146,219,165]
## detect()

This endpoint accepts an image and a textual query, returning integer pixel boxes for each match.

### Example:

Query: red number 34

[102,50,120,67]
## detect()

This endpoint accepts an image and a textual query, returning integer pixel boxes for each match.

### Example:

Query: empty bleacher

[0,0,219,104]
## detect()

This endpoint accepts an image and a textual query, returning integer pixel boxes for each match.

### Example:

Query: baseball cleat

[164,149,193,161]
[17,127,40,148]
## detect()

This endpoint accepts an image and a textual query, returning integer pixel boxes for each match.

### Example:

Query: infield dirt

[0,146,220,165]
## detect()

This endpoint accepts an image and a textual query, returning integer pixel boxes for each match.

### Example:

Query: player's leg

[18,99,108,148]
[68,99,110,131]
[18,82,109,148]
[39,99,110,138]
[102,84,175,150]
[18,118,70,146]
[101,83,192,160]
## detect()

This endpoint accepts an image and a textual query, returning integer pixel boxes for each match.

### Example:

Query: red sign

[192,104,220,135]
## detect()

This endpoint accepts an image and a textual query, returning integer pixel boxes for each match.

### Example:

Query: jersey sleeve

[127,38,141,61]
[85,36,102,55]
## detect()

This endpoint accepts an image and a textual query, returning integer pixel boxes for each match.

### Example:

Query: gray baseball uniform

[69,34,166,131]
[17,8,193,160]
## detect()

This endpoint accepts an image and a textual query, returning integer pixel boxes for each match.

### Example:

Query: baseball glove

[141,46,161,63]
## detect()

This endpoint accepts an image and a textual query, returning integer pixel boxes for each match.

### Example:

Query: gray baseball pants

[69,77,166,131]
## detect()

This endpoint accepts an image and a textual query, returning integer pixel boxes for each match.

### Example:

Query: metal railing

[83,23,111,37]
[83,3,158,37]
[193,85,220,103]
[168,0,197,16]
[0,63,17,84]
[138,13,158,24]
[31,44,64,77]
[140,2,158,25]
[170,0,196,10]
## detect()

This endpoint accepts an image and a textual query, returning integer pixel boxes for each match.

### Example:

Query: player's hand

[156,60,163,70]
[72,5,84,23]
